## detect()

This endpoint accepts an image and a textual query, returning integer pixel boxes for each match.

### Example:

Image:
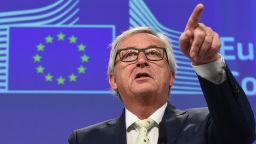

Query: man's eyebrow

[120,45,162,49]
[146,45,162,48]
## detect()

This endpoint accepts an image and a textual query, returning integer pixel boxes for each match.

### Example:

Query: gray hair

[108,26,177,76]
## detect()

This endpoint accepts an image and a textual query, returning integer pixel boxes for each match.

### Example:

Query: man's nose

[136,52,149,68]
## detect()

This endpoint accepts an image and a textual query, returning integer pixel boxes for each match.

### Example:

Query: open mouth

[135,72,151,79]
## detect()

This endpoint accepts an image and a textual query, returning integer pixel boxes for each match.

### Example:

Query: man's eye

[147,50,161,57]
[121,51,137,59]
[127,52,137,56]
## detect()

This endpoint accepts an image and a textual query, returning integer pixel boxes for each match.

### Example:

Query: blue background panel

[0,0,255,144]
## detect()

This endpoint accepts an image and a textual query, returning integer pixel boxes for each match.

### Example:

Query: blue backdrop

[0,0,255,143]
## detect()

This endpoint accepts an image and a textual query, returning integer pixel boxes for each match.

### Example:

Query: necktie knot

[134,118,155,130]
[134,118,155,144]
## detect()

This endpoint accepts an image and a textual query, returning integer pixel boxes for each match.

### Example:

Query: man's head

[108,27,176,106]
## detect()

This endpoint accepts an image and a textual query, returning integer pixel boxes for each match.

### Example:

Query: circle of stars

[33,32,89,85]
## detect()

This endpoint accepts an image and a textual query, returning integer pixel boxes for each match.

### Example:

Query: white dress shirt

[126,103,168,144]
[125,55,226,144]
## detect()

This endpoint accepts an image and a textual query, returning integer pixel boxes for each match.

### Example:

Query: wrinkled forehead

[116,32,166,50]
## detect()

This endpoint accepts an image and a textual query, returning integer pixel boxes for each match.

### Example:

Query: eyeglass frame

[114,46,169,65]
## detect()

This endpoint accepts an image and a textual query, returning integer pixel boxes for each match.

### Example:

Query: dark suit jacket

[69,67,256,144]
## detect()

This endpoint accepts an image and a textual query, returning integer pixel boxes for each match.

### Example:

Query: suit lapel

[162,104,188,144]
[112,110,127,144]
[111,105,188,144]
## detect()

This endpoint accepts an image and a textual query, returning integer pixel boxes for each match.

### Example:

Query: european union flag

[3,25,115,93]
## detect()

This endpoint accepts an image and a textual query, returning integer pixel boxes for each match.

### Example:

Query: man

[69,4,255,144]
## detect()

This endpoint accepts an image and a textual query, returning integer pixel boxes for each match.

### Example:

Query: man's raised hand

[179,3,221,65]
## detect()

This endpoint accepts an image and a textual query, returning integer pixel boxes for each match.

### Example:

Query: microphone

[158,121,168,144]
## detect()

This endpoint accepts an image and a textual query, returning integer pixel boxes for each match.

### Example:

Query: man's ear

[109,74,118,90]
[169,71,175,86]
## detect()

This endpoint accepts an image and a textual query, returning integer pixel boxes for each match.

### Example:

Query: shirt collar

[125,102,168,130]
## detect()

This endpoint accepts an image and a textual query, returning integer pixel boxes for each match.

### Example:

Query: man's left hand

[179,3,221,65]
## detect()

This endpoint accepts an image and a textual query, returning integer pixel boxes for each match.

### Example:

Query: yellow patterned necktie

[134,118,155,144]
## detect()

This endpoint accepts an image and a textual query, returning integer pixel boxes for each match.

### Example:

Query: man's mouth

[135,72,152,80]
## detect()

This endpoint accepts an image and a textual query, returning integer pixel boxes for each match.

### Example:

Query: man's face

[109,33,175,104]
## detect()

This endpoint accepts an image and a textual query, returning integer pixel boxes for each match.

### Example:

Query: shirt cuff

[192,55,227,84]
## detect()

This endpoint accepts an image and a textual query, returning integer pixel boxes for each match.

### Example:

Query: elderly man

[69,4,255,144]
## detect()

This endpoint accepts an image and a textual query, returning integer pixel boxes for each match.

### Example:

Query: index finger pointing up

[185,3,204,30]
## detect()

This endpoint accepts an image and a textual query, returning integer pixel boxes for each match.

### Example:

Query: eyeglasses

[114,47,167,63]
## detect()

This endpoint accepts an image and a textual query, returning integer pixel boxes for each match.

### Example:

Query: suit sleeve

[198,65,256,143]
[68,131,78,144]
